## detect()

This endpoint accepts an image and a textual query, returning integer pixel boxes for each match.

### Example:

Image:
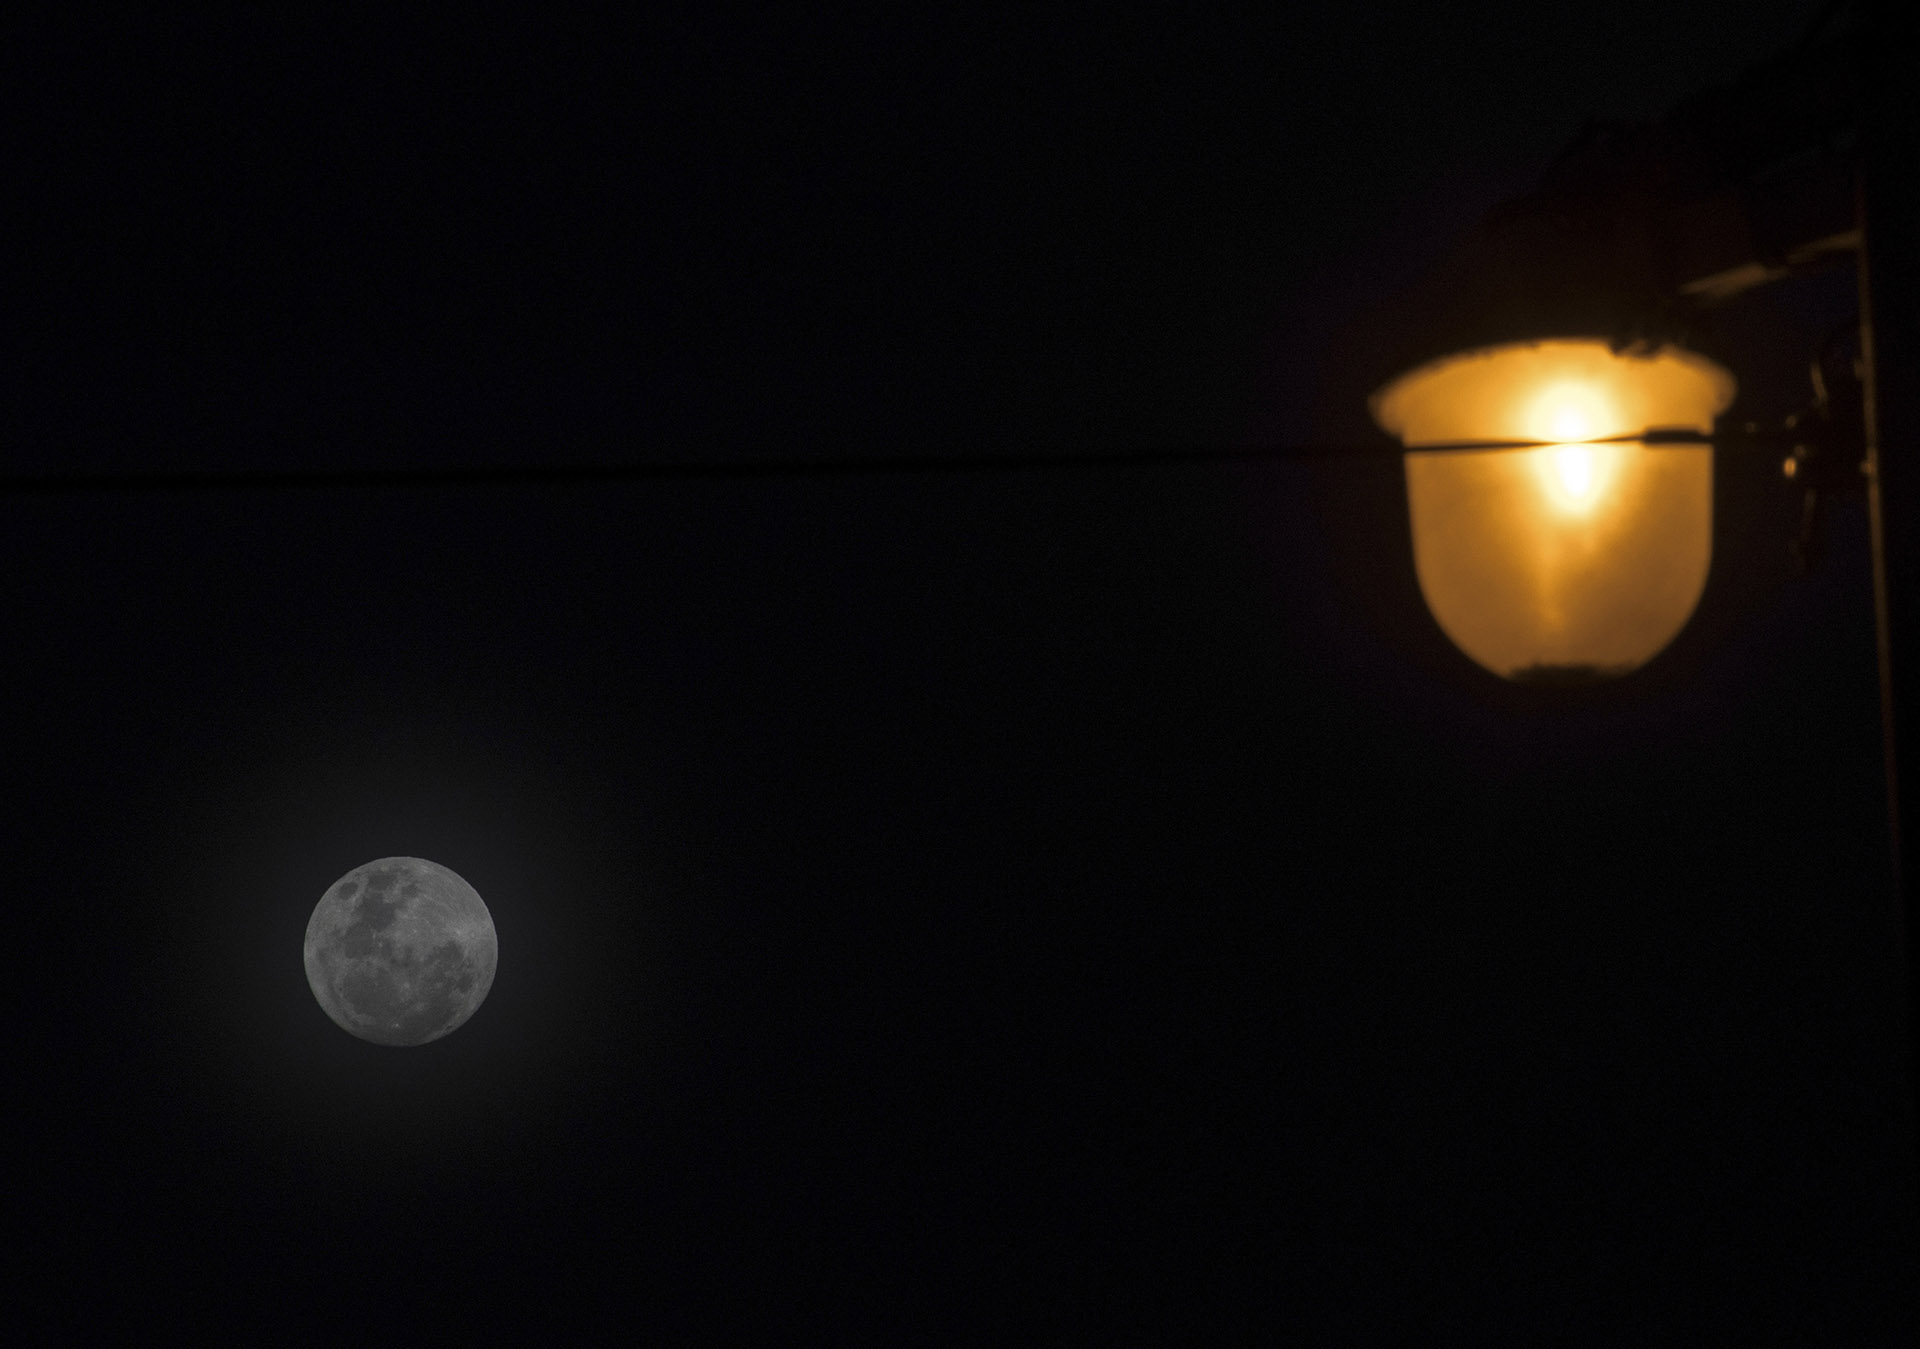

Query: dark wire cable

[0,440,1712,494]
[0,429,1774,497]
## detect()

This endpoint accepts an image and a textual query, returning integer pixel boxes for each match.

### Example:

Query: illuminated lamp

[1370,339,1735,682]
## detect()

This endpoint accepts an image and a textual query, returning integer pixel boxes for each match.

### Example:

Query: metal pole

[1860,0,1920,1179]
[1860,173,1906,969]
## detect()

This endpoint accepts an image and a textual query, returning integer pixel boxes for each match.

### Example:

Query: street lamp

[1346,11,1869,685]
[1341,5,1880,688]
[1369,338,1735,681]
[1351,0,1920,1174]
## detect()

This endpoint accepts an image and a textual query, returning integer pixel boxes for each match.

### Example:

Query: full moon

[304,857,498,1046]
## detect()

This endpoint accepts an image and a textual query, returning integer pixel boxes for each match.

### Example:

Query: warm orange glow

[1369,339,1736,682]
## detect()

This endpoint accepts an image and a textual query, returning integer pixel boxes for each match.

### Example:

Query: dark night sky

[12,2,1919,1340]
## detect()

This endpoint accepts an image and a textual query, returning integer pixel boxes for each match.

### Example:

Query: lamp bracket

[1773,315,1869,574]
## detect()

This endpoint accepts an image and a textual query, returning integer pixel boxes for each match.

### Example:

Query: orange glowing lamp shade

[1369,339,1737,682]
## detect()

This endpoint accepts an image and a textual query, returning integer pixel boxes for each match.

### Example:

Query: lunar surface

[304,857,498,1046]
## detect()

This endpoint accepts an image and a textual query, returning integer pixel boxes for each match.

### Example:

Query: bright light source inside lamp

[1537,385,1605,442]
[1527,381,1619,512]
[1551,445,1599,503]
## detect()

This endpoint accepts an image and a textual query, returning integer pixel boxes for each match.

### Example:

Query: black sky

[12,3,1919,1340]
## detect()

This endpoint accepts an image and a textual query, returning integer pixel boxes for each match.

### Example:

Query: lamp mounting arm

[1776,315,1870,574]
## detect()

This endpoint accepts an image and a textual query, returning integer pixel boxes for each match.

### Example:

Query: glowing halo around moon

[303,857,498,1047]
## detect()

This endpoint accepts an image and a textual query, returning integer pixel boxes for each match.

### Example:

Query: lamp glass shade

[1369,339,1736,682]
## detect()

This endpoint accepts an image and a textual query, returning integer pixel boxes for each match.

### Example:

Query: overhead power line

[0,429,1756,496]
